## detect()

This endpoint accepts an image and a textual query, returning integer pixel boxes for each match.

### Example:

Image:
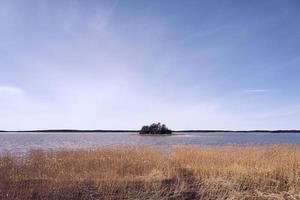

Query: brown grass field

[0,145,300,200]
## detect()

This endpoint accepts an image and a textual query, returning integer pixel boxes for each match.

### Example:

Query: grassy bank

[1,145,300,200]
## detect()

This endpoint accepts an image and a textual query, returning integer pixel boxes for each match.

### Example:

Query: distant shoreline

[1,129,300,133]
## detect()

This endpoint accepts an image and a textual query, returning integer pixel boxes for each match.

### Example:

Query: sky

[0,0,300,130]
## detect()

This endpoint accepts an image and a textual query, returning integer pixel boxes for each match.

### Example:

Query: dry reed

[0,145,300,200]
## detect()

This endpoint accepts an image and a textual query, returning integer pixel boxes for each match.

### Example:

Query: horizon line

[1,129,300,133]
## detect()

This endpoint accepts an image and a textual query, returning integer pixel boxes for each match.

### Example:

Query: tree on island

[139,123,172,134]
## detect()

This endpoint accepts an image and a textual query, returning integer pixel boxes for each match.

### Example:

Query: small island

[139,122,172,135]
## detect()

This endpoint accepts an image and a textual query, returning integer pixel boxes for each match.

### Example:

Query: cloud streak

[242,89,271,94]
[0,85,24,95]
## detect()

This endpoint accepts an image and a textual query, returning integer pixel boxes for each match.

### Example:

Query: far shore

[1,129,300,133]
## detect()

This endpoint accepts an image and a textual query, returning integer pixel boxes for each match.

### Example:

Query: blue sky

[0,0,300,130]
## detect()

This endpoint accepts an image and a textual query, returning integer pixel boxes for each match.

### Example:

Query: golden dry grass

[0,145,300,200]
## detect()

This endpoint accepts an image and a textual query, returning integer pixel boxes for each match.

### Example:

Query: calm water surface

[1,132,300,153]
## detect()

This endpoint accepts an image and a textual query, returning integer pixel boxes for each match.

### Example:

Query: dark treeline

[1,129,300,133]
[139,123,172,135]
[0,129,139,133]
[175,130,300,133]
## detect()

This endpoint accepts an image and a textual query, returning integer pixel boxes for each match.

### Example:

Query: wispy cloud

[0,85,24,95]
[242,89,271,94]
